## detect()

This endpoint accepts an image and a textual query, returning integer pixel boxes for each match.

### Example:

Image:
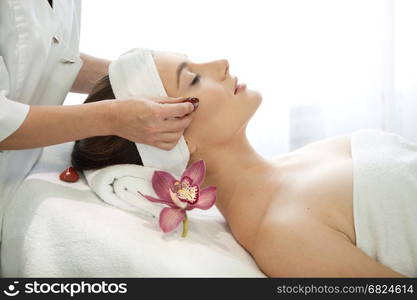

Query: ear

[185,138,197,154]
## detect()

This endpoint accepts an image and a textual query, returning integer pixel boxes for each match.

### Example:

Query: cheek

[184,95,226,138]
[187,100,232,142]
[190,83,230,109]
[184,83,238,141]
[191,87,229,122]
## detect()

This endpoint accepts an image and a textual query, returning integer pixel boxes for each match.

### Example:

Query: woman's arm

[252,218,406,277]
[0,100,113,150]
[0,97,195,151]
[71,53,111,94]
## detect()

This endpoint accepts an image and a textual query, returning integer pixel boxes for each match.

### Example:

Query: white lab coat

[0,0,83,236]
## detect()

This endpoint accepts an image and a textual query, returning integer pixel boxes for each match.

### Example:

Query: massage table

[0,141,265,277]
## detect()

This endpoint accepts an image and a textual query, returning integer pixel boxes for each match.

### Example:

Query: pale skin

[153,52,407,277]
[0,53,195,151]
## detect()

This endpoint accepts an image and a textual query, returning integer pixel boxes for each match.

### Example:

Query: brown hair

[70,75,143,171]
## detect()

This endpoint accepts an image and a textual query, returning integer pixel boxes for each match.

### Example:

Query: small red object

[59,167,79,182]
[183,97,199,110]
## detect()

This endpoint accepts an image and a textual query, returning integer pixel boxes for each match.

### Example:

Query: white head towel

[108,48,189,178]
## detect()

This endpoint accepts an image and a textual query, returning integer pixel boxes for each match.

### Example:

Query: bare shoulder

[250,215,405,277]
[269,134,352,163]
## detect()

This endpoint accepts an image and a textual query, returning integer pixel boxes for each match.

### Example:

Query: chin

[247,89,263,108]
[238,90,262,127]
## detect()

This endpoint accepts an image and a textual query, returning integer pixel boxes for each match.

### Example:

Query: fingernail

[184,97,199,110]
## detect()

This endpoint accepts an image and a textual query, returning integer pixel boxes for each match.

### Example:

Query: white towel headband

[108,48,190,177]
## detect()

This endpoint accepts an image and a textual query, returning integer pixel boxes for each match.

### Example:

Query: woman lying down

[71,48,417,277]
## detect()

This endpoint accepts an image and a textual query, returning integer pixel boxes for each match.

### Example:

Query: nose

[221,59,229,78]
[214,59,229,80]
[200,59,230,81]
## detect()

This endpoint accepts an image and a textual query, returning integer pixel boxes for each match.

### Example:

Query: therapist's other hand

[108,97,196,150]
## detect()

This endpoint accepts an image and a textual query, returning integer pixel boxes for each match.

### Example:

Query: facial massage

[1,0,417,280]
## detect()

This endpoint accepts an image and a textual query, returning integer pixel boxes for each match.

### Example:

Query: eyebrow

[176,62,188,89]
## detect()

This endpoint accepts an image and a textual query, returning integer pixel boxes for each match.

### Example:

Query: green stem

[181,213,188,238]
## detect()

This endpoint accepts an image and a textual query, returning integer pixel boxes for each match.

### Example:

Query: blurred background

[65,0,417,157]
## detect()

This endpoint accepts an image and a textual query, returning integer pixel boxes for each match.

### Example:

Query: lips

[234,77,247,94]
[234,77,246,95]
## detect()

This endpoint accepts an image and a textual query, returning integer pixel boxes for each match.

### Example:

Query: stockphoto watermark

[2,280,128,297]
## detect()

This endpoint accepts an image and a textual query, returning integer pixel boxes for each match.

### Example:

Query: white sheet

[0,142,265,277]
[352,129,417,277]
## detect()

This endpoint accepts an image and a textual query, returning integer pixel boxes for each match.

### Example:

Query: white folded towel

[84,164,164,219]
[351,129,417,277]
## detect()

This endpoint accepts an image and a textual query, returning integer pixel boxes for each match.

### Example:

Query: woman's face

[153,52,262,149]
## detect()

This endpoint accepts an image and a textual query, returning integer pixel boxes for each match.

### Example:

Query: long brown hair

[70,75,143,171]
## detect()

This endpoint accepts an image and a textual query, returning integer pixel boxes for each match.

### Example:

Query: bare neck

[190,130,272,219]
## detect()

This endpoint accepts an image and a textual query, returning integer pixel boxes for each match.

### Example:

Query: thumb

[158,96,199,109]
[157,96,187,104]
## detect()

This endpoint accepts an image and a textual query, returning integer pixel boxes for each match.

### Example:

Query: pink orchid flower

[137,160,216,237]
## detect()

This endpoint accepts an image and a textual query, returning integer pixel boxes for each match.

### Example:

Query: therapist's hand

[109,97,196,150]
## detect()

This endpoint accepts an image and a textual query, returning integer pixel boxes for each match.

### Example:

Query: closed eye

[191,74,200,86]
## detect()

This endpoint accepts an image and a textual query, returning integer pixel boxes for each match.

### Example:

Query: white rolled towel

[83,164,165,219]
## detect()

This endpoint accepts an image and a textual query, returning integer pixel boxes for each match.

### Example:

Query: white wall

[66,0,417,156]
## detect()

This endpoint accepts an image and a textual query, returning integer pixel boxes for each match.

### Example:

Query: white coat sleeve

[0,91,30,143]
[0,56,30,143]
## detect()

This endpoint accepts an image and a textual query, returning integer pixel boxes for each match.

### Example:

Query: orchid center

[169,177,199,209]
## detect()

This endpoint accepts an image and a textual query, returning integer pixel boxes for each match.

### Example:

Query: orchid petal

[187,186,217,210]
[180,176,193,186]
[152,171,177,200]
[137,191,176,208]
[181,160,206,186]
[159,208,186,233]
